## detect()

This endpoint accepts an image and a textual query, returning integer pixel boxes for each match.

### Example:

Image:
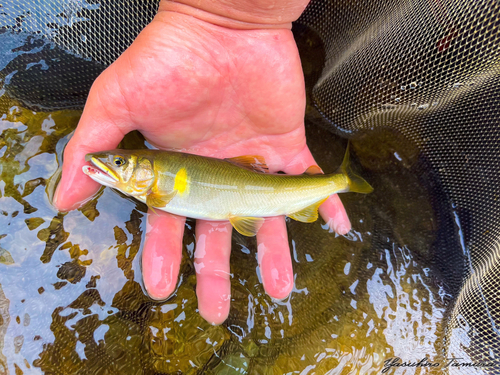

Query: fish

[82,146,373,236]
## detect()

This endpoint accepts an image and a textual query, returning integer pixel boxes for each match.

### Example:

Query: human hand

[53,1,351,324]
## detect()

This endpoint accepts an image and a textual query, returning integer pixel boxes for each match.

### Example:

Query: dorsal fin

[304,165,323,175]
[225,155,269,173]
[287,198,328,223]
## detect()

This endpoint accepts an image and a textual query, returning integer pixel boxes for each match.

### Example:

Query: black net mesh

[297,0,500,370]
[0,0,158,109]
[1,0,499,373]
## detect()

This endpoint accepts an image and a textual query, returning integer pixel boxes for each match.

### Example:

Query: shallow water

[0,90,451,374]
[0,4,458,372]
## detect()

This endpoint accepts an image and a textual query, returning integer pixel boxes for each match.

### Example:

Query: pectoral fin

[146,190,177,208]
[229,216,265,237]
[225,155,269,173]
[287,198,328,223]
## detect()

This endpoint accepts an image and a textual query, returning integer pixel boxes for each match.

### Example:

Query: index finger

[53,78,129,211]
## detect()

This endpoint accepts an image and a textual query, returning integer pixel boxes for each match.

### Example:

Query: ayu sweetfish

[82,147,373,236]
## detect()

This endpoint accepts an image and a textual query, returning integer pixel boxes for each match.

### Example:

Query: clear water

[0,3,454,372]
[0,93,450,374]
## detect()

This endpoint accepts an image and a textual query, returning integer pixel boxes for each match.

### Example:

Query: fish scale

[150,152,343,219]
[83,148,373,236]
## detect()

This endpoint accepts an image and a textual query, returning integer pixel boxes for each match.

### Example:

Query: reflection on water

[0,92,450,374]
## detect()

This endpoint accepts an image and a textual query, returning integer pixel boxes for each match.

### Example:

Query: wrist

[158,0,309,30]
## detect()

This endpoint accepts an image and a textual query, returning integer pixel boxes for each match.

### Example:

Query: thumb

[53,78,130,211]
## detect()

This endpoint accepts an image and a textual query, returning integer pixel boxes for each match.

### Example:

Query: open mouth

[82,157,119,186]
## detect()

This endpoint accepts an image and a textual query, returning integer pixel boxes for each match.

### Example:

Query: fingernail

[142,237,177,300]
[336,224,349,235]
[264,254,293,299]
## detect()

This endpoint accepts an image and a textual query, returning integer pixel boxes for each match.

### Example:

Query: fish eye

[113,156,126,167]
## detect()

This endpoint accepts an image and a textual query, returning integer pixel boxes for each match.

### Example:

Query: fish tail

[336,143,373,194]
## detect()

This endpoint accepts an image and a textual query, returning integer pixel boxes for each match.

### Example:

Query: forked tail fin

[337,143,373,194]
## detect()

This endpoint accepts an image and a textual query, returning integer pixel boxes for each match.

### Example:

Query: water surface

[0,92,450,374]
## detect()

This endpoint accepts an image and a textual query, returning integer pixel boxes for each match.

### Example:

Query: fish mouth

[82,156,119,186]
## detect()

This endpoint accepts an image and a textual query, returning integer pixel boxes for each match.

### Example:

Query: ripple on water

[0,95,451,374]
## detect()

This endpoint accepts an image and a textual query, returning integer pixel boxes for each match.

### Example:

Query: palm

[54,12,350,325]
[92,13,307,170]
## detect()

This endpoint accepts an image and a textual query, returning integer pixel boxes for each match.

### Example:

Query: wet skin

[53,3,351,324]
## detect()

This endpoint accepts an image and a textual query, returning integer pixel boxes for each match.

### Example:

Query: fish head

[83,150,155,196]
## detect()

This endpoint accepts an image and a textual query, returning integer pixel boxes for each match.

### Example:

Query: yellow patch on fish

[174,167,189,196]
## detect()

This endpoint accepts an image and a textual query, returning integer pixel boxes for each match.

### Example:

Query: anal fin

[229,216,265,236]
[287,198,328,223]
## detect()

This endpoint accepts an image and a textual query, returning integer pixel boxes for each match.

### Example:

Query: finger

[53,74,130,211]
[142,209,185,300]
[256,216,294,299]
[319,195,351,235]
[195,220,232,325]
[284,146,351,234]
